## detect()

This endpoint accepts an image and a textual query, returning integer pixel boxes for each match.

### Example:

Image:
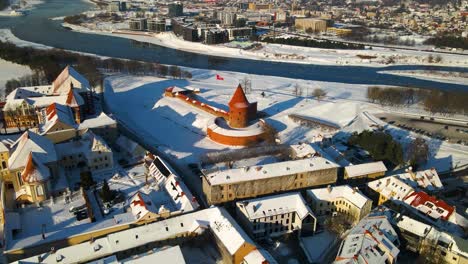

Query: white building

[395,168,443,192]
[306,185,372,224]
[395,215,468,264]
[236,192,317,240]
[14,207,268,264]
[334,215,400,264]
[367,176,415,206]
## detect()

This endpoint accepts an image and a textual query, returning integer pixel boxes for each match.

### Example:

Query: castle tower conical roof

[228,84,249,109]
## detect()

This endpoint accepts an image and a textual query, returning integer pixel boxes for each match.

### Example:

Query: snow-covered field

[0,59,33,95]
[64,22,468,68]
[104,68,468,175]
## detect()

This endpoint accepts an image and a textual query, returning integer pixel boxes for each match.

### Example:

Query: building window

[17,172,23,186]
[1,161,6,169]
[36,185,44,196]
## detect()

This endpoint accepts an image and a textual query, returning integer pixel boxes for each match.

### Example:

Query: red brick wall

[207,127,265,146]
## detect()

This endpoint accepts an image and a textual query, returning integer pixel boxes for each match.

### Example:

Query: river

[0,0,467,90]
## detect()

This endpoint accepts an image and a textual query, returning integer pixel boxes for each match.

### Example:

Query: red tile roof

[407,191,454,220]
[228,84,250,109]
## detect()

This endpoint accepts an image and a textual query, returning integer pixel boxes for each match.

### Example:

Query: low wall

[207,127,265,146]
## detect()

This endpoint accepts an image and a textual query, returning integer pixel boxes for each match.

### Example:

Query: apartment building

[236,192,316,240]
[306,185,372,224]
[202,157,339,205]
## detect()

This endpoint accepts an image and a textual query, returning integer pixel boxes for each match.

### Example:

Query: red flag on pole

[216,74,224,80]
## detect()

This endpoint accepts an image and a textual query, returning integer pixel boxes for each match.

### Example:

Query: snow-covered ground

[0,28,51,49]
[379,70,468,85]
[0,0,44,16]
[104,68,468,176]
[64,22,468,68]
[0,59,32,95]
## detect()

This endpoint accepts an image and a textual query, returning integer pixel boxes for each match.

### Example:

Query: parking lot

[375,113,468,145]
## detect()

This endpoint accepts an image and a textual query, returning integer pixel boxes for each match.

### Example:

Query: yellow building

[202,157,339,205]
[306,185,373,224]
[367,176,415,206]
[295,18,327,32]
[327,27,353,36]
[344,161,387,180]
[248,2,272,11]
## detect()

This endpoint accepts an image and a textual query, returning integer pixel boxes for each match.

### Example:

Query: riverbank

[379,70,468,86]
[62,22,468,68]
[0,0,43,16]
[0,58,32,94]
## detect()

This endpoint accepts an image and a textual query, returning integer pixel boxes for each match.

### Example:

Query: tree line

[424,36,468,50]
[0,0,9,10]
[0,41,192,98]
[366,86,468,116]
[349,130,404,166]
[262,36,365,50]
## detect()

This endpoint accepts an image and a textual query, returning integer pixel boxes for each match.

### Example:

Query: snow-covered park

[104,68,468,176]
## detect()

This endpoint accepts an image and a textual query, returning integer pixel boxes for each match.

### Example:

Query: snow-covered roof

[8,131,57,170]
[13,207,254,264]
[122,246,186,264]
[39,103,76,134]
[323,146,352,167]
[4,85,85,110]
[395,215,468,259]
[404,191,454,221]
[55,131,110,161]
[163,174,199,212]
[334,216,399,264]
[207,117,265,137]
[345,161,387,178]
[205,156,339,186]
[78,112,117,130]
[243,248,278,264]
[395,215,432,237]
[21,153,51,183]
[395,168,443,191]
[52,66,91,94]
[367,176,414,202]
[237,192,314,220]
[291,143,316,158]
[129,192,159,219]
[306,185,371,209]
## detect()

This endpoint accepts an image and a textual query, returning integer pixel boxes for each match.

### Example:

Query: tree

[293,83,302,96]
[100,180,115,203]
[313,88,327,101]
[407,137,429,168]
[324,215,349,235]
[80,171,95,190]
[240,76,252,94]
[169,65,181,79]
[181,70,192,79]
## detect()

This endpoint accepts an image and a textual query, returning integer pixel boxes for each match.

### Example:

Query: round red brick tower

[228,84,251,128]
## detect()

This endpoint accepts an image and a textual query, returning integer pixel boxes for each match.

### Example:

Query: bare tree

[240,77,252,94]
[293,83,302,96]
